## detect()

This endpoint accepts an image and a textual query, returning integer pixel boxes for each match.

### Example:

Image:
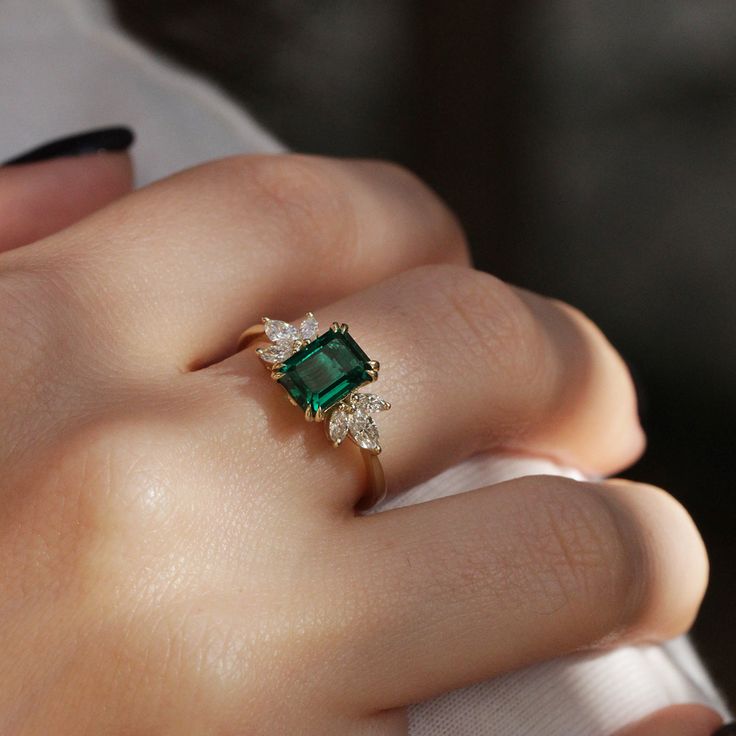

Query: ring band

[237,313,390,510]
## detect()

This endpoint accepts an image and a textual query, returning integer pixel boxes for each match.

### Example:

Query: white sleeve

[0,1,729,732]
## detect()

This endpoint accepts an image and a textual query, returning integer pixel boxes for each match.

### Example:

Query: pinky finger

[614,705,724,736]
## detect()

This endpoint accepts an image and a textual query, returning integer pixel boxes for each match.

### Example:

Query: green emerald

[278,329,372,413]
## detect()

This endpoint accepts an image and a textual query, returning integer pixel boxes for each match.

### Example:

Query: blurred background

[115,0,736,704]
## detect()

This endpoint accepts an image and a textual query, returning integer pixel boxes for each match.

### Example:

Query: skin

[0,153,722,735]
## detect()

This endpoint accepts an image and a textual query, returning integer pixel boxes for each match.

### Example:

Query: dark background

[115,0,736,705]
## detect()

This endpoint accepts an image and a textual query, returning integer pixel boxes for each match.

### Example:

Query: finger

[338,477,707,709]
[614,705,723,736]
[0,153,133,252]
[15,154,469,368]
[212,264,643,505]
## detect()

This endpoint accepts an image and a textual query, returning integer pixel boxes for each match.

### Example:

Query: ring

[237,313,390,510]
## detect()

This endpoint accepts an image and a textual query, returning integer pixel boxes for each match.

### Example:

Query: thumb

[0,127,135,253]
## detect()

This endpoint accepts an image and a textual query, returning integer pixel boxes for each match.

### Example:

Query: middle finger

[12,154,468,371]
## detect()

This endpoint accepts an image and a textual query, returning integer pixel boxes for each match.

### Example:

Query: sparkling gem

[257,343,294,364]
[277,329,372,413]
[300,314,319,342]
[264,318,299,344]
[328,407,351,445]
[352,393,390,413]
[350,414,381,452]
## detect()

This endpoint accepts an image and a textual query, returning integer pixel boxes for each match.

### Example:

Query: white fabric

[0,0,729,732]
[0,0,283,182]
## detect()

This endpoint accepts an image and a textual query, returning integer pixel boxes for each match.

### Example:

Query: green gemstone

[278,329,372,413]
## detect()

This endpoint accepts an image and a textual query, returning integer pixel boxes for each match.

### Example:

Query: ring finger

[208,263,644,511]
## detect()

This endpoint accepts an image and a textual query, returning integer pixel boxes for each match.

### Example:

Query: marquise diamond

[328,408,351,444]
[327,391,390,454]
[264,318,299,344]
[258,313,320,366]
[299,314,319,342]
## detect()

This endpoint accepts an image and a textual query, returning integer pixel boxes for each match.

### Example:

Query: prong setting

[255,314,388,452]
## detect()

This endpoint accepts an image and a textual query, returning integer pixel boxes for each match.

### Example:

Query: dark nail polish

[2,126,134,166]
[713,725,736,735]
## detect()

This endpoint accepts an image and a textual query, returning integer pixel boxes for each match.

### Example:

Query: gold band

[237,320,388,511]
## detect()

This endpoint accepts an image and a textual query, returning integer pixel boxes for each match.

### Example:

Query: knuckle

[22,411,180,565]
[548,297,646,468]
[4,406,201,629]
[514,477,645,636]
[404,264,548,392]
[219,153,358,264]
[70,412,180,528]
[356,158,469,263]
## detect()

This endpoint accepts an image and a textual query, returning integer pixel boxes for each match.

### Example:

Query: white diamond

[264,318,299,344]
[257,342,293,364]
[352,393,391,413]
[300,314,319,342]
[349,414,381,453]
[328,408,351,445]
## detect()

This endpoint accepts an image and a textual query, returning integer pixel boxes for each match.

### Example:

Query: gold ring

[237,313,389,510]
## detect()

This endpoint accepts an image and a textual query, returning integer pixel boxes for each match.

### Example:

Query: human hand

[0,152,715,734]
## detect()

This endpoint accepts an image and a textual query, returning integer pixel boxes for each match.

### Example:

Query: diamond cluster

[257,314,319,364]
[328,392,391,453]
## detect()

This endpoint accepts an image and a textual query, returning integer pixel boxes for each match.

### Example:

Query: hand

[0,153,712,735]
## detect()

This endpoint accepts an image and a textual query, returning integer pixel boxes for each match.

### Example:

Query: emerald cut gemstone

[278,329,372,413]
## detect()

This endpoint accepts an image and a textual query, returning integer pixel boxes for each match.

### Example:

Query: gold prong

[305,311,315,318]
[330,322,341,332]
[366,370,378,382]
[314,407,325,422]
[271,371,285,380]
[339,323,349,333]
[304,405,314,422]
[272,362,285,372]
[367,360,380,371]
[323,419,337,444]
[261,316,270,323]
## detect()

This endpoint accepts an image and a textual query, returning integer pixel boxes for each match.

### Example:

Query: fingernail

[713,725,736,735]
[2,126,135,166]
